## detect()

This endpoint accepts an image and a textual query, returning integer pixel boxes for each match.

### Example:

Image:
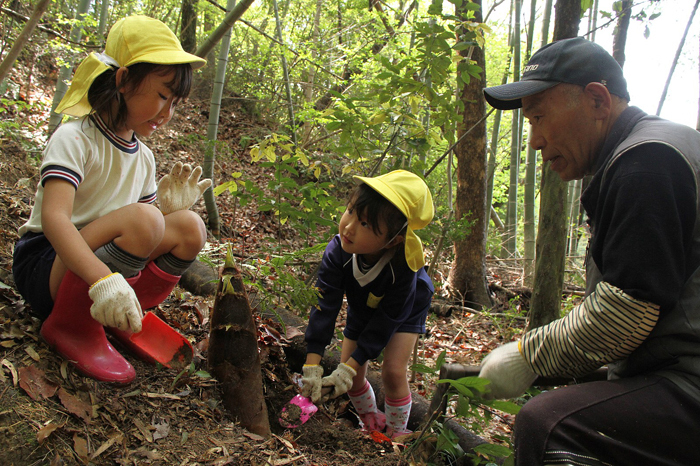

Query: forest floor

[0,62,580,465]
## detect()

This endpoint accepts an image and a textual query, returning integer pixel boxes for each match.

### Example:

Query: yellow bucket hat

[354,170,434,272]
[55,15,207,117]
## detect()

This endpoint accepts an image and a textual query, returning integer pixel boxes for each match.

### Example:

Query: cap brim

[484,80,559,110]
[126,50,207,70]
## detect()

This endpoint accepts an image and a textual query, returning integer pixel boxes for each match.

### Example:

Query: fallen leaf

[151,415,170,441]
[73,433,89,461]
[25,345,40,361]
[58,388,92,424]
[37,422,61,443]
[285,326,304,340]
[19,366,58,400]
[134,417,153,443]
[242,431,265,441]
[91,432,123,459]
[60,360,69,380]
[1,359,17,386]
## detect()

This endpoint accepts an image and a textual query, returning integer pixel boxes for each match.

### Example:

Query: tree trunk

[0,0,51,85]
[504,0,522,258]
[48,0,92,134]
[522,0,542,285]
[611,0,632,67]
[180,0,197,53]
[202,0,237,239]
[447,0,492,310]
[208,263,271,437]
[527,0,580,331]
[195,0,257,59]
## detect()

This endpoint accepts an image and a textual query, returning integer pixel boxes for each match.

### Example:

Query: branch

[425,108,495,178]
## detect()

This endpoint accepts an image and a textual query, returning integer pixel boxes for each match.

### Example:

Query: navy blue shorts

[13,232,56,320]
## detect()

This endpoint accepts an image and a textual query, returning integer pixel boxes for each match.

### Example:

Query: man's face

[522,84,603,181]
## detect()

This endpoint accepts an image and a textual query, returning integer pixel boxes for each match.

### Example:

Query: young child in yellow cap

[302,170,434,438]
[13,16,211,384]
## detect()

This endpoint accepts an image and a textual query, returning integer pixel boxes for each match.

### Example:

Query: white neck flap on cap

[352,249,394,287]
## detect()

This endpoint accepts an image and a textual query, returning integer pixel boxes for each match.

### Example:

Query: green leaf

[453,41,473,51]
[489,400,522,415]
[473,443,513,458]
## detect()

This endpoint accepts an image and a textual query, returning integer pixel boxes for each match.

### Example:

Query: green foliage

[0,98,47,161]
[404,367,519,465]
[214,133,344,315]
[245,247,325,318]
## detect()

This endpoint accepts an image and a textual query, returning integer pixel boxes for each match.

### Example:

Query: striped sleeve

[139,191,157,204]
[520,281,660,378]
[40,164,82,189]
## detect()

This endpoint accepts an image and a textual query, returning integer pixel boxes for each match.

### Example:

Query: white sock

[385,394,412,436]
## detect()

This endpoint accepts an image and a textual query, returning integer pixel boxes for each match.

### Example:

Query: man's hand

[479,341,537,399]
[157,162,212,215]
[322,363,357,400]
[300,364,324,403]
[88,273,143,332]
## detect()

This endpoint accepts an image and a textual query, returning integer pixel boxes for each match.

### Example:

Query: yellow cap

[354,170,434,271]
[55,15,207,117]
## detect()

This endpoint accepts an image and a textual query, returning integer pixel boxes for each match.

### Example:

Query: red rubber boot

[131,261,181,310]
[40,270,136,384]
[109,264,190,367]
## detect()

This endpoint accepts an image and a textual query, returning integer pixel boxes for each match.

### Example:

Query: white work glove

[300,364,324,403]
[88,273,143,333]
[479,341,537,399]
[157,162,212,215]
[322,363,357,400]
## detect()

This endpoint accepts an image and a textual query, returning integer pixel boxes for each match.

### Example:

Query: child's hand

[301,364,324,402]
[88,273,143,333]
[157,162,212,215]
[321,363,357,400]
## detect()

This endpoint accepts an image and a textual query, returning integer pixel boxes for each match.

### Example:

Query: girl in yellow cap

[302,170,434,439]
[13,16,210,384]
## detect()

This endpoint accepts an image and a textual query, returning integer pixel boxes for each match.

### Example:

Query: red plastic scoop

[109,311,193,370]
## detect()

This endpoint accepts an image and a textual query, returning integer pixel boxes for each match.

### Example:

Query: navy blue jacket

[305,235,434,365]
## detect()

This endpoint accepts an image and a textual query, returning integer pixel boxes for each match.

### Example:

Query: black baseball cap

[484,37,630,110]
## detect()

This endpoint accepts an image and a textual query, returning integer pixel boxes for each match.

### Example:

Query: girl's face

[116,69,181,139]
[338,205,391,262]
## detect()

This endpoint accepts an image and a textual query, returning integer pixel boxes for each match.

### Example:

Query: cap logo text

[523,64,539,73]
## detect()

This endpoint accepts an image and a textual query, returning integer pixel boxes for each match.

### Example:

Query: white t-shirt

[19,114,157,236]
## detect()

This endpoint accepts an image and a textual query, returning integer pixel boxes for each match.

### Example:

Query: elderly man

[479,37,700,465]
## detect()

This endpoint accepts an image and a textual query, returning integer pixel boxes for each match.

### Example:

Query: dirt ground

[0,63,535,465]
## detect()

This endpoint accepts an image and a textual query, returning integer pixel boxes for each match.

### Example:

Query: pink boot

[131,261,181,310]
[40,270,135,384]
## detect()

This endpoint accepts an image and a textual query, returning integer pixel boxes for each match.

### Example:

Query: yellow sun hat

[55,15,207,117]
[354,170,434,272]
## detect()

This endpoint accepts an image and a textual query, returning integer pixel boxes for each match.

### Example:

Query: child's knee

[171,210,207,250]
[381,363,408,389]
[125,204,166,247]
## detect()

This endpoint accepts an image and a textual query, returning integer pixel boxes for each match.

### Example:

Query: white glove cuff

[338,362,357,378]
[88,272,126,299]
[303,364,324,378]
